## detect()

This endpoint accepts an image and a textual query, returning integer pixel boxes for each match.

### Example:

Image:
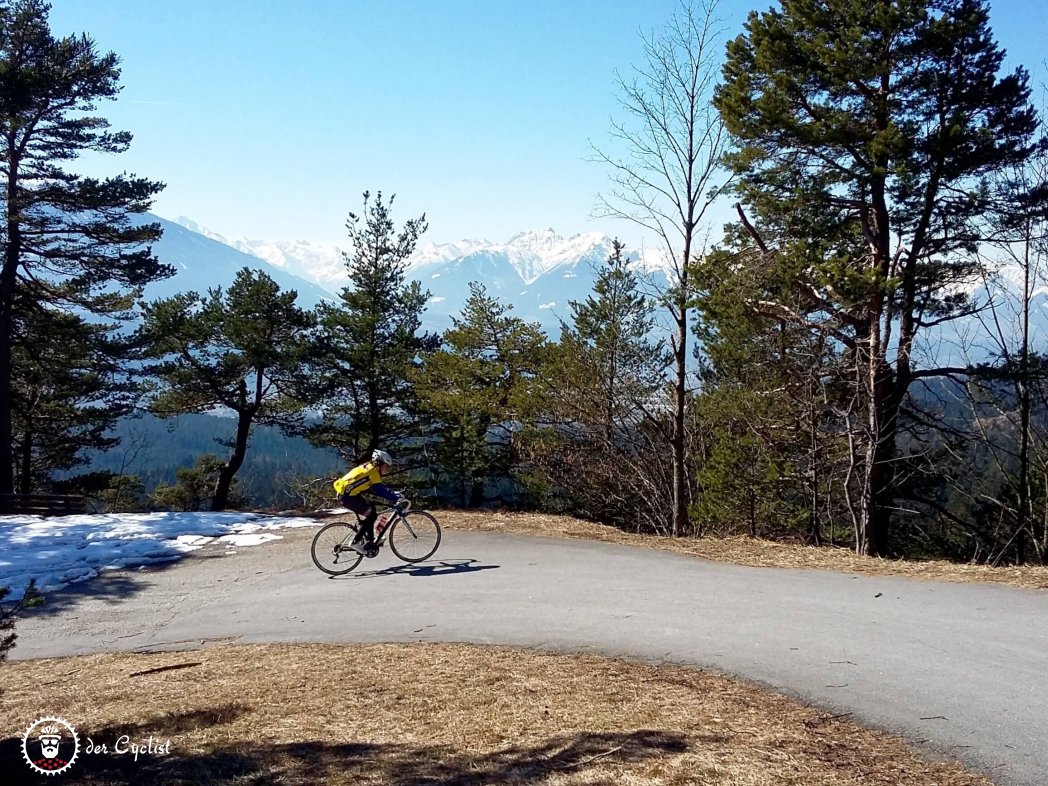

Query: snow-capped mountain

[928,263,1048,367]
[173,217,348,290]
[410,228,674,285]
[406,238,492,270]
[407,230,676,335]
[408,229,614,285]
[165,218,675,336]
[140,215,336,309]
[173,219,675,291]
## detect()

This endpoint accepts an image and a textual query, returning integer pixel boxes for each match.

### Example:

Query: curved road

[14,529,1048,786]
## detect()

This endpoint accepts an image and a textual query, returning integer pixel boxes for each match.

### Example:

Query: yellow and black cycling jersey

[333,461,397,502]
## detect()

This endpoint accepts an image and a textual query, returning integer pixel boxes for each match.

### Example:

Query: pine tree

[692,234,851,545]
[563,240,664,433]
[713,0,1047,555]
[311,191,437,464]
[10,305,137,493]
[140,269,316,511]
[0,0,169,493]
[535,241,669,528]
[415,284,547,507]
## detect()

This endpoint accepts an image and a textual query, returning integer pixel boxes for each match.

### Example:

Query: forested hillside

[85,414,342,509]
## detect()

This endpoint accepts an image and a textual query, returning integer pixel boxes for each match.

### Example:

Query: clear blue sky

[48,0,1047,249]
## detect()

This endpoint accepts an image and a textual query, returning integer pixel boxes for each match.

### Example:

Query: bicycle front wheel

[311,522,364,575]
[388,511,441,563]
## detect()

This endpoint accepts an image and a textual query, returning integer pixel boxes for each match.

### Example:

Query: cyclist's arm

[370,483,400,503]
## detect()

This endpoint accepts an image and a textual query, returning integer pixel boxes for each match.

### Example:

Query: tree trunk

[19,420,32,495]
[0,289,13,495]
[1042,467,1048,564]
[368,376,381,453]
[213,409,253,512]
[214,374,260,513]
[867,412,894,557]
[671,271,689,538]
[0,165,19,495]
[672,362,687,534]
[469,418,490,508]
[1018,229,1032,563]
[808,392,822,546]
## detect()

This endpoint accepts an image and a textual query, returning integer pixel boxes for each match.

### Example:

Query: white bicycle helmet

[372,448,394,466]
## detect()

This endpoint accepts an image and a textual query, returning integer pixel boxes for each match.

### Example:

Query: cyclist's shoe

[349,539,370,556]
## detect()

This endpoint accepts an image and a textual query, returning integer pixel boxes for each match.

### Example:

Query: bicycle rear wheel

[311,522,364,575]
[388,511,441,563]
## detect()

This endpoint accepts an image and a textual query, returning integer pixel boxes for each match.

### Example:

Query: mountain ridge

[166,216,675,335]
[171,216,673,288]
[143,214,336,309]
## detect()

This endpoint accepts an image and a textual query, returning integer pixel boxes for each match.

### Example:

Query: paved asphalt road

[13,528,1048,786]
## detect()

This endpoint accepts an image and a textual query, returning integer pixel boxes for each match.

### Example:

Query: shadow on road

[2,705,686,785]
[13,562,186,620]
[331,558,501,581]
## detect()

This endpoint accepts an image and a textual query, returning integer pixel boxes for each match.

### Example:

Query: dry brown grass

[1,643,991,785]
[430,510,1048,590]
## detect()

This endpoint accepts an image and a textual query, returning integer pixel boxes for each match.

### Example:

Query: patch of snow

[0,511,319,597]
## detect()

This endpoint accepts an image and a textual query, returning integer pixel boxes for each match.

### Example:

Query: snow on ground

[0,511,321,598]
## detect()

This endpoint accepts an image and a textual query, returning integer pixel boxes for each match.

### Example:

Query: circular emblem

[21,716,79,776]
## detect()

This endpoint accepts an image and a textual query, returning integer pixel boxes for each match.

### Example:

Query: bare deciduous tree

[592,0,728,536]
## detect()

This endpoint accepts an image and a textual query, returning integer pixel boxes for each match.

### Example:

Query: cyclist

[333,449,405,556]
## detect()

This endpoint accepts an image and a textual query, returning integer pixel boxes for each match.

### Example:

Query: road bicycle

[310,500,442,576]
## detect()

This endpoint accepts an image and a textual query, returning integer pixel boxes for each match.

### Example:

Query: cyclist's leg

[344,495,377,546]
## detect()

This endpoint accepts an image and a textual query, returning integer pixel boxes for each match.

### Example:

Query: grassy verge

[1,643,991,786]
[428,510,1048,590]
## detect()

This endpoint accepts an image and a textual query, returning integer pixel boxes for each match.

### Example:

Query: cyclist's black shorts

[340,494,371,516]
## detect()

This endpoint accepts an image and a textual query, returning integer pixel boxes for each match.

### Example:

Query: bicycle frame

[370,507,398,547]
[344,505,405,549]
